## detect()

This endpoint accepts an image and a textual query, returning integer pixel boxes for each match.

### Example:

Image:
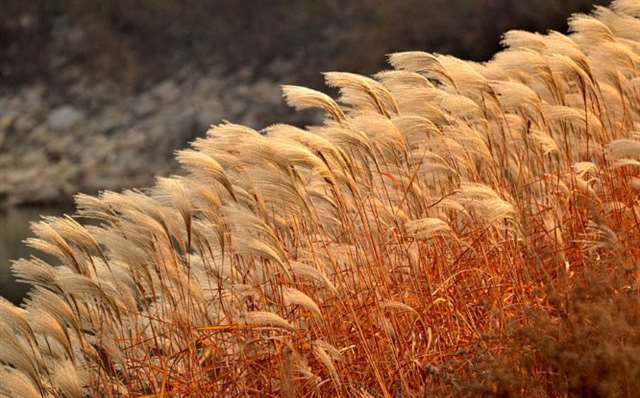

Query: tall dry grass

[3,1,640,396]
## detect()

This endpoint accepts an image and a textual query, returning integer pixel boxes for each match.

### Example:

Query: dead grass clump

[441,262,640,398]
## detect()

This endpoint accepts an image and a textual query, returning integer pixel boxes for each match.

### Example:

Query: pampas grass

[2,1,640,396]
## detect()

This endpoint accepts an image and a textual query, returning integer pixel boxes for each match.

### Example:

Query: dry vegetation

[3,1,640,396]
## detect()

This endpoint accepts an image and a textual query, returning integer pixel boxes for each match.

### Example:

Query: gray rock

[90,108,129,134]
[14,115,38,133]
[133,94,157,116]
[225,99,247,120]
[234,66,253,82]
[21,85,45,108]
[195,98,225,130]
[47,105,84,132]
[28,125,50,145]
[232,84,251,98]
[251,79,281,105]
[0,112,17,131]
[265,58,293,80]
[167,111,199,146]
[198,77,224,93]
[151,80,180,103]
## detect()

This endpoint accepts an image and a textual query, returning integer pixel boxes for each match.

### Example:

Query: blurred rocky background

[0,0,609,302]
[0,0,611,209]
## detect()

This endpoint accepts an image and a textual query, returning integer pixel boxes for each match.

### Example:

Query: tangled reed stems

[4,1,640,396]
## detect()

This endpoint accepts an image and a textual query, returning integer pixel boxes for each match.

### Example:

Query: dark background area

[2,0,611,92]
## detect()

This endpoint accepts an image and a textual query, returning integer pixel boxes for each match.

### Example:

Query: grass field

[2,1,640,396]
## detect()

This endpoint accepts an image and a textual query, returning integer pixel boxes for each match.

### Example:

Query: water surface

[0,206,69,303]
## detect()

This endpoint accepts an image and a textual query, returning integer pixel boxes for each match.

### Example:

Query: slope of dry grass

[3,1,640,396]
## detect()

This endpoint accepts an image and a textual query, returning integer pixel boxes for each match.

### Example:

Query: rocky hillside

[0,56,319,207]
